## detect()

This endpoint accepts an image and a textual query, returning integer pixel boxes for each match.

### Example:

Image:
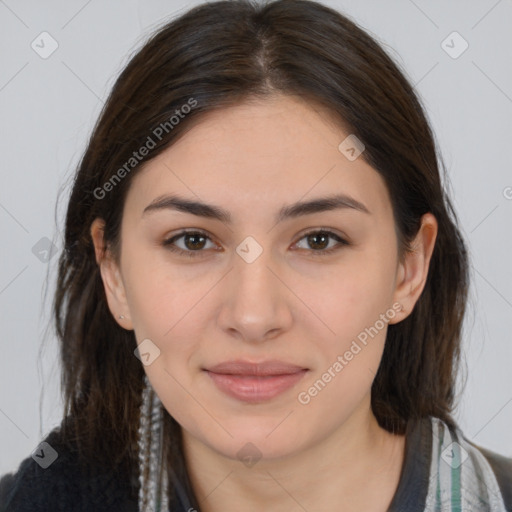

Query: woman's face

[97,94,432,462]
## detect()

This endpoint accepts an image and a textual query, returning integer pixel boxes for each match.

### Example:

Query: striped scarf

[425,417,508,511]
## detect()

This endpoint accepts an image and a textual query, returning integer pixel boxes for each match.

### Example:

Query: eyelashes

[162,228,349,259]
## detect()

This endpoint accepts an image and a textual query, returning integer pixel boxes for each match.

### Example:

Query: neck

[181,397,406,512]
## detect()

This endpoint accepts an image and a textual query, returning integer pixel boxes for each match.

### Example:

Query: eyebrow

[142,193,370,223]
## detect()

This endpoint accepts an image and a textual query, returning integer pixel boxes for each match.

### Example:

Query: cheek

[315,251,397,338]
[122,247,210,336]
[123,261,208,426]
[299,243,398,398]
[296,267,393,416]
[121,250,217,375]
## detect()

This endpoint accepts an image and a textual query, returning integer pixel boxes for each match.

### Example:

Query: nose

[216,245,293,343]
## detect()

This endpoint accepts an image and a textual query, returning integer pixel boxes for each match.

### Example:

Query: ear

[389,213,438,324]
[90,218,133,330]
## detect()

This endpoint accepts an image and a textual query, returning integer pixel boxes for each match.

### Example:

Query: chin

[192,418,314,463]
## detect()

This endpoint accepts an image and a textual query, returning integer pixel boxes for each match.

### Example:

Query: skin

[91,94,437,511]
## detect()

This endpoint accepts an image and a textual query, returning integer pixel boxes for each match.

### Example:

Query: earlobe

[389,213,438,324]
[90,218,133,330]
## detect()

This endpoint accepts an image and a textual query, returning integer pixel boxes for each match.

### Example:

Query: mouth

[203,360,309,403]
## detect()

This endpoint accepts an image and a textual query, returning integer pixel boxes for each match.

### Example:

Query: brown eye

[306,232,330,250]
[294,230,349,256]
[163,230,216,257]
[182,233,207,250]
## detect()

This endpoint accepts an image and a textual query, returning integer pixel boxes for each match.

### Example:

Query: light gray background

[1,0,511,475]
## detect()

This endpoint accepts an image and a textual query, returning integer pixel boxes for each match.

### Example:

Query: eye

[293,229,349,256]
[163,230,218,257]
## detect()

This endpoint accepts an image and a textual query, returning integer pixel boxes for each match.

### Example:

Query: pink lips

[204,360,308,403]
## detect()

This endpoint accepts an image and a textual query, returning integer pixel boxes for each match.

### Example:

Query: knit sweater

[1,416,511,511]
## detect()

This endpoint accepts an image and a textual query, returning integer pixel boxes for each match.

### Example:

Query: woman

[1,0,510,510]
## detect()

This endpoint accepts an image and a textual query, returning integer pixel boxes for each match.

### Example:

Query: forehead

[124,95,393,222]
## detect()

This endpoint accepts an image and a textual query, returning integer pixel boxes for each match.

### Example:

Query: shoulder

[467,440,512,510]
[0,427,139,512]
[429,416,512,511]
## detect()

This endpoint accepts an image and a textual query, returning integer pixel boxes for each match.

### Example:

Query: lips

[206,360,307,376]
[204,360,308,403]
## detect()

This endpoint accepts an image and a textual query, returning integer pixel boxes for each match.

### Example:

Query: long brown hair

[54,0,469,505]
